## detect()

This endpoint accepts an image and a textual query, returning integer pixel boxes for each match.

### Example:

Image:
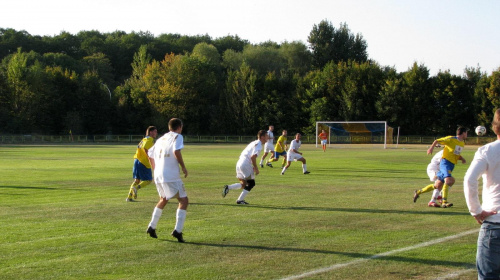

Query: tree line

[0,20,499,136]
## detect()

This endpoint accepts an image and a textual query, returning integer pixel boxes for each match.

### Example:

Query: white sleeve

[175,134,184,151]
[464,148,487,216]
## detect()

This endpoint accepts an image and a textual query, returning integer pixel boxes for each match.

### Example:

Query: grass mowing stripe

[432,268,476,280]
[279,229,478,280]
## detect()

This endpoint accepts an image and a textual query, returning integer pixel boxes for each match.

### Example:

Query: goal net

[316,121,393,149]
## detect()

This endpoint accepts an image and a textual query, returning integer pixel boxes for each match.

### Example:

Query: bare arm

[427,140,438,155]
[251,154,259,175]
[174,149,188,178]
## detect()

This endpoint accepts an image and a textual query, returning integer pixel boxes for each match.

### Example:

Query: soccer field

[0,144,480,279]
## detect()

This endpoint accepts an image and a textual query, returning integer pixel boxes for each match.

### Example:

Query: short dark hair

[456,126,469,135]
[146,126,157,135]
[492,109,500,135]
[168,118,183,131]
[257,130,268,139]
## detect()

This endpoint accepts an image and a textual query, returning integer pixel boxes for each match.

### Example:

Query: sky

[2,0,499,76]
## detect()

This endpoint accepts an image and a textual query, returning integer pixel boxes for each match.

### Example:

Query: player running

[222,130,268,205]
[268,129,288,168]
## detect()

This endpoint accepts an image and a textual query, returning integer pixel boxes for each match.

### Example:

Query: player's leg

[147,195,168,238]
[298,157,309,174]
[259,151,268,167]
[281,161,291,175]
[266,150,274,167]
[237,179,254,204]
[442,176,455,208]
[172,185,188,242]
[127,179,140,201]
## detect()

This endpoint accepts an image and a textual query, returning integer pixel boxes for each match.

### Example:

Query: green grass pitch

[0,144,480,279]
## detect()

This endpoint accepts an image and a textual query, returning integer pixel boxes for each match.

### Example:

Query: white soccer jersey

[288,139,301,155]
[148,131,184,183]
[427,150,443,181]
[267,130,274,144]
[264,130,274,151]
[239,139,263,164]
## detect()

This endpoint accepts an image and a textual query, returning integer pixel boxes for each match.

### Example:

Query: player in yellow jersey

[413,126,468,208]
[268,130,287,168]
[126,126,158,202]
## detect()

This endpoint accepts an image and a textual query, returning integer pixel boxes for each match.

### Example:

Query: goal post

[315,121,392,149]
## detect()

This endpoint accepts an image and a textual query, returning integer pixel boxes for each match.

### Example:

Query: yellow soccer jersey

[134,136,154,168]
[437,136,465,165]
[274,135,287,153]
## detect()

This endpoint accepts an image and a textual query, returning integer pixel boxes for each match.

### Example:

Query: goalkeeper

[268,130,288,168]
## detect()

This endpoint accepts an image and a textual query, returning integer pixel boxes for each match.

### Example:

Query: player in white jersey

[222,130,268,204]
[260,125,274,168]
[281,133,310,175]
[146,118,188,242]
[426,150,444,207]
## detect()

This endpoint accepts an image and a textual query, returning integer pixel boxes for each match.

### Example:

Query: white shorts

[287,152,303,162]
[156,181,187,200]
[236,159,254,180]
[321,139,327,145]
[264,142,274,152]
[427,164,439,181]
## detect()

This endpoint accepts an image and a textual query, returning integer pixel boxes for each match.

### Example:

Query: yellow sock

[137,180,151,190]
[127,181,139,199]
[419,184,435,194]
[442,184,450,202]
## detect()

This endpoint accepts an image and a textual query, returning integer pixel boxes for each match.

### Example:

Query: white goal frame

[315,121,388,149]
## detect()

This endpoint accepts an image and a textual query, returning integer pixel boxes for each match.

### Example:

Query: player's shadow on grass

[0,185,58,190]
[191,202,470,216]
[182,241,474,268]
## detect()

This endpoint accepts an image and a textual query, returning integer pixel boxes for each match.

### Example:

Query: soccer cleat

[428,202,441,207]
[266,162,273,168]
[413,190,420,203]
[236,200,249,205]
[126,198,135,202]
[442,202,454,208]
[171,230,185,243]
[146,226,157,238]
[281,172,284,175]
[222,185,229,198]
[260,164,264,168]
[303,171,310,174]
[132,187,138,199]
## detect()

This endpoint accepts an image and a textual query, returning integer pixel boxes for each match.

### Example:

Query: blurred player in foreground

[464,109,500,279]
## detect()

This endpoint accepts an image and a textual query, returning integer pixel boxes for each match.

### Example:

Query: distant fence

[0,134,495,145]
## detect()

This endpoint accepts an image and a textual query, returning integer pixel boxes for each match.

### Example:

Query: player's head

[258,130,268,143]
[269,125,274,131]
[282,130,287,136]
[492,108,500,136]
[168,118,183,132]
[295,133,301,140]
[146,126,157,137]
[456,126,468,138]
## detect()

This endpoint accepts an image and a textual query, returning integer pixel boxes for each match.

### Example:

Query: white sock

[259,159,263,165]
[228,183,241,190]
[281,167,287,174]
[430,189,440,202]
[148,207,163,229]
[238,189,249,201]
[174,209,187,233]
[302,164,307,172]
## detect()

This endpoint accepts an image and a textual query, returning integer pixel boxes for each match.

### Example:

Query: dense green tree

[308,20,368,69]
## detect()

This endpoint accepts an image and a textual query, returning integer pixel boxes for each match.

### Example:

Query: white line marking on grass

[432,268,476,280]
[279,229,478,280]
